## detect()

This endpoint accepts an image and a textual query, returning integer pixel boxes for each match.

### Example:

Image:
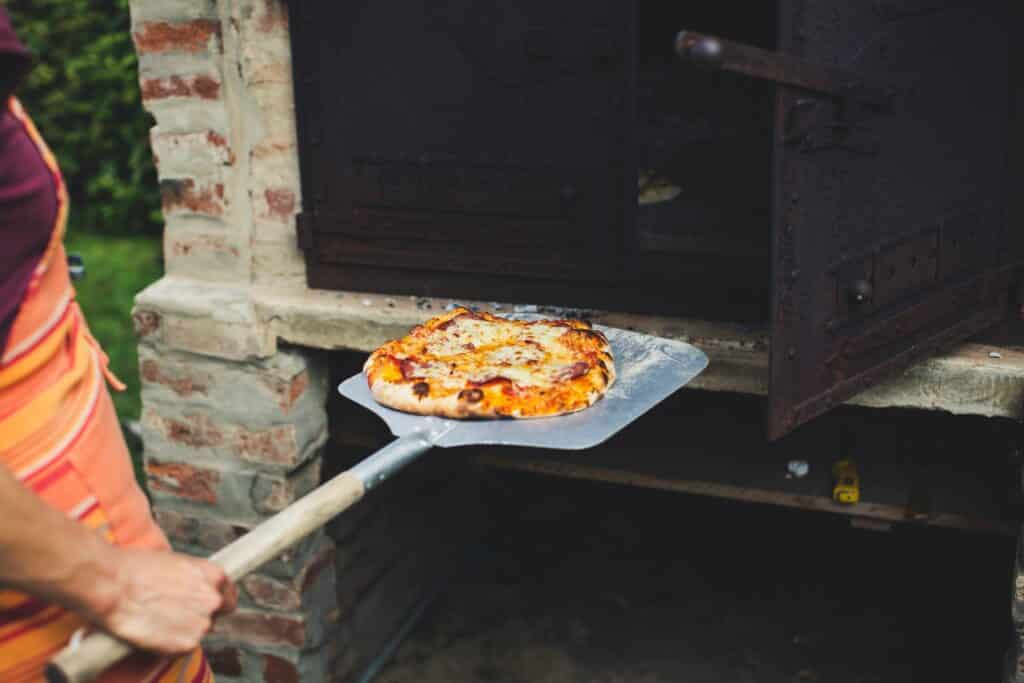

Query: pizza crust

[363,308,615,420]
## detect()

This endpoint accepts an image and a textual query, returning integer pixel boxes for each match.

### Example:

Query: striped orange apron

[0,98,213,682]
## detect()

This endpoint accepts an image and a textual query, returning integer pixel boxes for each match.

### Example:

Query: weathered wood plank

[472,454,1012,534]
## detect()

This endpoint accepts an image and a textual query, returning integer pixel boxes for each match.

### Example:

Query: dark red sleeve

[0,8,31,102]
[1,9,57,359]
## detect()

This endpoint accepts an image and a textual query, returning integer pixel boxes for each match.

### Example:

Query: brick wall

[128,2,487,680]
[132,0,306,288]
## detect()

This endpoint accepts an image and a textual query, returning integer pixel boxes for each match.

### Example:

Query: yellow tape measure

[831,458,860,504]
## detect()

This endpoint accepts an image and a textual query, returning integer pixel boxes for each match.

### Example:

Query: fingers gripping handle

[45,433,436,683]
[43,473,367,683]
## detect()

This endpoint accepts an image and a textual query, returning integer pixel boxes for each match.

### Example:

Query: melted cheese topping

[402,314,584,390]
[365,308,615,418]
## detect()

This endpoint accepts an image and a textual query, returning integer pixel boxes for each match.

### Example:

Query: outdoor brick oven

[127,0,1023,681]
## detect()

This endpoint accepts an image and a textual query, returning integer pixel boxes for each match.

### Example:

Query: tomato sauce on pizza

[363,308,615,419]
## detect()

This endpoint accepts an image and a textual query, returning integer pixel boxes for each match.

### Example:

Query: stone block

[211,608,322,650]
[241,574,302,613]
[155,508,332,583]
[129,0,217,24]
[201,638,335,683]
[154,507,247,551]
[133,279,274,359]
[210,609,305,650]
[161,177,228,219]
[142,96,231,136]
[240,543,335,613]
[251,460,321,514]
[164,221,250,282]
[144,455,320,523]
[138,344,326,420]
[239,0,289,40]
[139,397,323,473]
[251,240,306,289]
[151,130,235,177]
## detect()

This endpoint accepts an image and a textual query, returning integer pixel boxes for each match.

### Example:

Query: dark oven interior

[290,0,781,322]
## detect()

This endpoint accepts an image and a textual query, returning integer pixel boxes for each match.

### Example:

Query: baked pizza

[363,307,616,419]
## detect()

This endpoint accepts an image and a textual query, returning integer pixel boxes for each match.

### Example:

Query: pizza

[363,307,616,419]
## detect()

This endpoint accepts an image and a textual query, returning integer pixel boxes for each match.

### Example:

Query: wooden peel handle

[45,432,437,683]
[44,471,366,683]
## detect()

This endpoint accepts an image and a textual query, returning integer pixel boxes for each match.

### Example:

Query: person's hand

[81,547,237,655]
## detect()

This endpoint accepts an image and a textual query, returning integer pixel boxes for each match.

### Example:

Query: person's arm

[0,466,235,655]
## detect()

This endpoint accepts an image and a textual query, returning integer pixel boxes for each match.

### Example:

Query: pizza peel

[47,326,707,683]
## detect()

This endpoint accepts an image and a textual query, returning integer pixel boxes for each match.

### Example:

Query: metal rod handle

[674,29,886,103]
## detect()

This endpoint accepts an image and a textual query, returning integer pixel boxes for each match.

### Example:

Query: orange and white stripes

[0,98,214,681]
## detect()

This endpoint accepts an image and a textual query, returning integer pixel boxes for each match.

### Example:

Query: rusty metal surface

[674,29,889,104]
[768,0,1016,439]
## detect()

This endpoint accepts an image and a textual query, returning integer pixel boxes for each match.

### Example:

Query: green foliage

[3,0,160,235]
[65,233,163,421]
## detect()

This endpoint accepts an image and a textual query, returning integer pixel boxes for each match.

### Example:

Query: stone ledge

[133,276,1024,420]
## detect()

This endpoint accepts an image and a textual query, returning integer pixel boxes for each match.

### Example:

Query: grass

[64,229,163,423]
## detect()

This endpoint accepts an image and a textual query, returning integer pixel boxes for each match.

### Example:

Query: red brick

[263,188,296,222]
[242,575,301,612]
[159,414,225,448]
[161,178,227,217]
[234,425,299,465]
[146,460,219,504]
[153,509,246,550]
[207,132,235,164]
[132,310,161,338]
[252,462,319,514]
[287,372,309,410]
[134,20,221,54]
[146,412,309,468]
[251,140,294,160]
[211,609,306,649]
[141,74,221,101]
[256,0,288,33]
[140,359,208,397]
[263,654,299,683]
[204,645,243,677]
[260,370,309,413]
[241,545,334,612]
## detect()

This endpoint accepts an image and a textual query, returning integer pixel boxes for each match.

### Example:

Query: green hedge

[4,0,161,235]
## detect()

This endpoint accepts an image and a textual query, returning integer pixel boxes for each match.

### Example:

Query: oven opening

[633,1,776,324]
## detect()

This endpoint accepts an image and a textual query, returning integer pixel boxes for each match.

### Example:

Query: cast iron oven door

[761,0,1018,438]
